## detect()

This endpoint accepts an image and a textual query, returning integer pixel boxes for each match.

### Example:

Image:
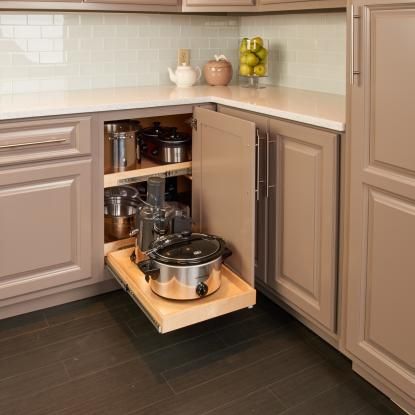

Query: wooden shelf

[104,159,192,188]
[104,237,135,257]
[106,247,256,334]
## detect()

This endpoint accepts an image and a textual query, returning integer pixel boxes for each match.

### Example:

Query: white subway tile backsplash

[0,11,345,95]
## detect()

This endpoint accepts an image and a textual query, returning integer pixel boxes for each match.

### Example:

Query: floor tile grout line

[0,307,138,352]
[0,301,132,344]
[0,312,142,364]
[266,360,350,408]
[159,320,295,383]
[199,385,278,415]
[167,342,319,396]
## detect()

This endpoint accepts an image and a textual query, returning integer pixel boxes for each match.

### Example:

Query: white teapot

[168,63,201,88]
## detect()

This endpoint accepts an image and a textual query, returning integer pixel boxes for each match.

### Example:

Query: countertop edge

[0,94,345,132]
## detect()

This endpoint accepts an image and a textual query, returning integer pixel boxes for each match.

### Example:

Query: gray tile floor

[0,291,407,415]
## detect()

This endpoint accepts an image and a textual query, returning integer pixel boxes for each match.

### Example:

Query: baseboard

[0,279,120,320]
[256,280,339,349]
[353,362,415,415]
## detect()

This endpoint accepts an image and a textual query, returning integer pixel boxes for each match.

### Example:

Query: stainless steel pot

[104,186,141,242]
[104,120,140,174]
[137,232,232,300]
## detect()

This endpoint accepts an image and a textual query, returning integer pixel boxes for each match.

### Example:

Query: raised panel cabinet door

[216,105,269,284]
[192,107,256,286]
[346,0,415,407]
[258,0,346,9]
[269,119,338,331]
[83,0,177,4]
[0,159,92,301]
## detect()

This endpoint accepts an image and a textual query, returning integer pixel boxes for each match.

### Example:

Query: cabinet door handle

[350,4,361,85]
[255,128,260,201]
[0,137,66,149]
[266,131,270,199]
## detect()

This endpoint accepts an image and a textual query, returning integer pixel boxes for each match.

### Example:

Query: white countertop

[0,85,345,131]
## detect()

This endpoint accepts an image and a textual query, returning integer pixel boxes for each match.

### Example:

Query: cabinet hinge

[190,118,197,131]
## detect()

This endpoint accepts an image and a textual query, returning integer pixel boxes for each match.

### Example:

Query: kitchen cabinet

[106,106,257,333]
[182,0,257,12]
[217,105,339,334]
[0,159,93,302]
[269,119,339,332]
[83,0,177,5]
[345,0,415,412]
[258,0,346,11]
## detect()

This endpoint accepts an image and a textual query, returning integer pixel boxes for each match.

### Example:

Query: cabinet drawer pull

[255,128,260,201]
[0,137,67,149]
[350,4,361,85]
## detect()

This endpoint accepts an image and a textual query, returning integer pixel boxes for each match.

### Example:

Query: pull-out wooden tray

[106,248,256,334]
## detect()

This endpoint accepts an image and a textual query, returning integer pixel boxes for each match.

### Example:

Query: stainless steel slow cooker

[137,232,232,300]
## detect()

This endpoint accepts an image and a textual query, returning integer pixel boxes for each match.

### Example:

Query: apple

[254,64,266,77]
[239,52,249,65]
[256,47,268,62]
[239,63,254,76]
[245,52,259,67]
[249,36,264,53]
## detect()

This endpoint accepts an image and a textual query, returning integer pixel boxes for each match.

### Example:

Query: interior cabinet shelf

[104,159,192,188]
[106,247,256,333]
[104,237,135,257]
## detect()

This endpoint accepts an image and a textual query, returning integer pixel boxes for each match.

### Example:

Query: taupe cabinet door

[192,107,256,286]
[182,0,256,11]
[0,159,92,301]
[269,119,338,331]
[346,0,415,404]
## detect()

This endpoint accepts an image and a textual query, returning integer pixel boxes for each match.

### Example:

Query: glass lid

[149,233,225,265]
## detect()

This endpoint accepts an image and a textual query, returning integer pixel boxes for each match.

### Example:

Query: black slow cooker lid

[148,232,227,265]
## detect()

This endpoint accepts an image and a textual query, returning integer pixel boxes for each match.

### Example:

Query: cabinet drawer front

[107,248,256,333]
[185,0,254,5]
[0,160,92,299]
[0,117,91,166]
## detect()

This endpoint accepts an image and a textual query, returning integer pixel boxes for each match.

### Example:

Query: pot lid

[104,185,139,200]
[158,127,190,144]
[148,232,227,265]
[140,122,173,139]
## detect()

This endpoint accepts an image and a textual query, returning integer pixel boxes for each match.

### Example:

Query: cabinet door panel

[0,160,92,299]
[346,0,415,405]
[270,119,338,331]
[185,0,254,5]
[84,0,176,3]
[365,189,415,371]
[192,107,256,286]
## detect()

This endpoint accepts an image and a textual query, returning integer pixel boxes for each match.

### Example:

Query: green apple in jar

[239,63,254,76]
[256,46,268,62]
[245,52,259,67]
[249,36,264,53]
[254,63,266,77]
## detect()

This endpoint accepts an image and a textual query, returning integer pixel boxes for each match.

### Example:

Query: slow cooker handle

[137,259,160,282]
[222,247,232,260]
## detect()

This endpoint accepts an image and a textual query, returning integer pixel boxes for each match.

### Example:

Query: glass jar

[238,37,269,88]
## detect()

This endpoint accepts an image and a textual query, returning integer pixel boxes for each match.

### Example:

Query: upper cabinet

[258,0,345,10]
[345,0,415,412]
[83,0,177,4]
[182,0,257,12]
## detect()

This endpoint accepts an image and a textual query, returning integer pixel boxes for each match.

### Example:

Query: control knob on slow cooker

[196,282,208,297]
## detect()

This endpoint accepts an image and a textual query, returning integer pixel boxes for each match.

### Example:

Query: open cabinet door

[192,107,256,286]
[106,107,256,334]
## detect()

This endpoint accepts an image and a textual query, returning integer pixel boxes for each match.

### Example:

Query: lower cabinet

[106,106,257,333]
[268,119,339,332]
[217,106,340,333]
[0,159,93,303]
